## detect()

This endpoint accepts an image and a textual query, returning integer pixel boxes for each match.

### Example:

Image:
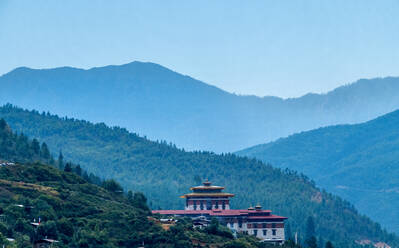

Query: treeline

[0,118,289,247]
[0,118,110,191]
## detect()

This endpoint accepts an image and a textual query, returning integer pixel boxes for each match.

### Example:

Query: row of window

[191,200,226,210]
[249,223,278,228]
[235,223,277,229]
[228,223,277,236]
[241,229,277,236]
[253,229,277,236]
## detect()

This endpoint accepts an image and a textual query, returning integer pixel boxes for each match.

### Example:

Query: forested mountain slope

[0,119,274,248]
[237,110,399,234]
[1,62,399,152]
[0,105,397,247]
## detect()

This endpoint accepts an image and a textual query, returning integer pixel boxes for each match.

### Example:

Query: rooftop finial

[203,179,211,186]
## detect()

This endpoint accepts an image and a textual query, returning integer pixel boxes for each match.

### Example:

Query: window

[263,230,267,236]
[272,229,276,236]
[193,203,197,210]
[215,201,219,209]
[222,201,226,210]
[262,223,267,228]
[253,230,258,236]
[207,200,212,210]
[200,201,204,210]
[238,221,242,228]
[272,223,276,228]
[230,223,234,228]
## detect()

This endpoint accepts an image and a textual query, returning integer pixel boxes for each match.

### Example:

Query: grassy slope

[0,122,260,248]
[0,162,157,247]
[0,105,398,247]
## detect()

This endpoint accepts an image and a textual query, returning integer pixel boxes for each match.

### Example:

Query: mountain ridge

[5,62,397,99]
[1,104,398,247]
[237,109,399,234]
[1,61,399,152]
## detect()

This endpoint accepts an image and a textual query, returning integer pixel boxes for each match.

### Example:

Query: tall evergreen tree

[325,241,334,248]
[318,236,324,248]
[305,216,317,248]
[31,138,40,155]
[82,171,89,182]
[193,175,202,185]
[0,119,6,130]
[40,142,50,160]
[306,216,316,240]
[58,151,64,170]
[305,236,318,248]
[64,162,72,172]
[74,164,82,176]
[285,222,292,241]
[127,190,133,202]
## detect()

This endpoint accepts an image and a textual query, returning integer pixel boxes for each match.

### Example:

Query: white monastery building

[152,180,287,243]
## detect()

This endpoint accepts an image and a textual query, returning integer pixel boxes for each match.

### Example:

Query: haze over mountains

[1,61,399,152]
[1,105,398,247]
[238,110,399,234]
[1,61,399,245]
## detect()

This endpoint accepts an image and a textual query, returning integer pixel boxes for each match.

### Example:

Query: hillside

[0,118,279,248]
[237,110,399,234]
[0,105,398,247]
[1,62,399,152]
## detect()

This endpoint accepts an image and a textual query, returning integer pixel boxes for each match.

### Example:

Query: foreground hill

[0,105,398,247]
[237,110,399,234]
[1,62,399,152]
[0,119,276,248]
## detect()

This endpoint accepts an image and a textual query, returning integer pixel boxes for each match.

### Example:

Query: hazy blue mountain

[237,110,399,234]
[1,62,399,152]
[1,105,398,247]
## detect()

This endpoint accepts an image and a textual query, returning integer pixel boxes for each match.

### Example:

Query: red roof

[152,209,286,219]
[247,215,287,220]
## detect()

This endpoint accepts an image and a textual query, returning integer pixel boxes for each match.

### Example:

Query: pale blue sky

[0,0,398,98]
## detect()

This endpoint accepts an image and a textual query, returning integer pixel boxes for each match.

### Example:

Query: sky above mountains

[1,0,398,98]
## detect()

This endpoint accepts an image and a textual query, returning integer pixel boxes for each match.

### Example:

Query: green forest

[0,117,307,248]
[237,109,399,234]
[0,105,397,247]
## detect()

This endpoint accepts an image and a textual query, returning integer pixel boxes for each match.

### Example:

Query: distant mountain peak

[1,62,399,152]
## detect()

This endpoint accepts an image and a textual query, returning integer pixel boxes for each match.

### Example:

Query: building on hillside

[34,238,59,248]
[152,180,287,243]
[374,242,391,248]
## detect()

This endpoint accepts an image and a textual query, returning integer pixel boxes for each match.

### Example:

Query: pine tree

[31,138,40,155]
[285,222,292,240]
[127,190,133,202]
[64,162,72,172]
[305,216,317,248]
[306,236,318,248]
[82,171,89,181]
[325,241,334,248]
[193,175,202,185]
[58,151,64,170]
[40,142,51,161]
[74,164,82,176]
[0,119,6,130]
[306,216,316,239]
[318,236,324,248]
